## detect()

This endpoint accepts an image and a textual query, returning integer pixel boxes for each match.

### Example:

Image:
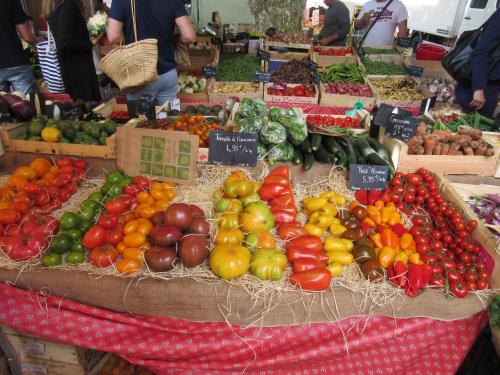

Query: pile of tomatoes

[387,169,491,297]
[267,84,316,98]
[110,111,129,123]
[0,157,86,261]
[138,115,220,147]
[314,46,354,56]
[306,115,361,129]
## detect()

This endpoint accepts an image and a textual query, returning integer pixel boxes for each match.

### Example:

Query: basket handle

[131,0,138,43]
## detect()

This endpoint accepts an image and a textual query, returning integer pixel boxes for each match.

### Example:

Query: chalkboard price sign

[373,104,412,128]
[254,71,271,82]
[136,95,156,120]
[59,104,81,121]
[349,164,388,191]
[406,65,424,77]
[387,113,418,142]
[208,131,258,167]
[257,50,271,61]
[201,67,217,78]
[0,111,12,125]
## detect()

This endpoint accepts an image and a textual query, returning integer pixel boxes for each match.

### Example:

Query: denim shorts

[126,69,178,106]
[0,64,36,95]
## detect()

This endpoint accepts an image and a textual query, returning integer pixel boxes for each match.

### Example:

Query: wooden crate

[319,81,376,109]
[363,45,401,60]
[311,47,357,68]
[177,47,220,71]
[306,110,371,135]
[366,75,428,108]
[0,122,120,159]
[265,39,312,51]
[264,49,311,72]
[264,83,319,105]
[381,132,499,176]
[208,80,263,102]
[93,98,162,119]
[359,54,406,77]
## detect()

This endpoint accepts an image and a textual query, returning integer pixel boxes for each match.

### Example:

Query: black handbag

[442,20,500,83]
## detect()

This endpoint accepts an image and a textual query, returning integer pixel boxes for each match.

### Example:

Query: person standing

[455,9,500,119]
[42,0,101,102]
[0,0,37,95]
[353,0,408,47]
[106,0,197,105]
[317,0,350,46]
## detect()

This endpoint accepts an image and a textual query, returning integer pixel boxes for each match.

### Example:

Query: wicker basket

[99,0,158,91]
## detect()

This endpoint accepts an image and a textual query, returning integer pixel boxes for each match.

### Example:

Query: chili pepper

[393,261,408,289]
[289,268,332,292]
[285,235,323,253]
[363,217,376,228]
[374,200,385,210]
[407,264,423,296]
[399,233,413,250]
[381,229,399,249]
[368,190,383,205]
[380,189,393,203]
[378,246,396,268]
[370,233,383,249]
[421,264,433,287]
[367,206,382,225]
[387,212,401,226]
[354,190,368,205]
[381,206,393,224]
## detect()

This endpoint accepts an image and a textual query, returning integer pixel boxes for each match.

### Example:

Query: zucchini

[366,137,390,161]
[315,143,336,164]
[300,138,312,154]
[323,137,342,154]
[334,146,347,167]
[336,137,357,166]
[292,146,303,165]
[303,152,314,170]
[309,133,322,152]
[354,138,375,159]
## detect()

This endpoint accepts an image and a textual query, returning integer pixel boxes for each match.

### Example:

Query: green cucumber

[336,137,357,166]
[366,137,390,161]
[292,146,303,165]
[315,143,336,164]
[300,138,312,154]
[322,137,343,154]
[303,153,314,170]
[309,133,322,152]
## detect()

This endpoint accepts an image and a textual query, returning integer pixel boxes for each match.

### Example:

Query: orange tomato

[14,166,37,180]
[30,158,51,177]
[0,188,15,200]
[116,241,127,253]
[49,166,58,175]
[136,191,151,204]
[123,247,143,261]
[42,173,56,181]
[139,242,151,251]
[7,176,28,190]
[123,219,139,234]
[150,188,167,201]
[0,200,11,209]
[154,200,169,210]
[163,189,176,201]
[137,220,153,236]
[117,258,142,275]
[123,232,146,247]
[136,205,156,219]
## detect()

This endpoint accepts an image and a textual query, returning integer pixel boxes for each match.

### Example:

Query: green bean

[320,63,365,83]
[216,57,261,82]
[363,60,406,75]
[364,47,399,55]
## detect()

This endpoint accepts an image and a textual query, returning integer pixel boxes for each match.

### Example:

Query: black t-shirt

[0,0,29,69]
[110,0,188,75]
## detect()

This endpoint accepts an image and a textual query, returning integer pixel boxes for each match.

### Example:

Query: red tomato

[72,160,88,170]
[82,225,106,249]
[97,214,118,230]
[104,230,124,246]
[88,244,119,267]
[56,157,72,168]
[105,199,127,215]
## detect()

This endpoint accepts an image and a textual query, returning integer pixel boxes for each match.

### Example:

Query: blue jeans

[0,65,36,96]
[455,83,498,118]
[126,69,178,106]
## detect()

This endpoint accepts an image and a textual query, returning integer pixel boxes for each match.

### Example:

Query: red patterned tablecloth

[0,284,486,374]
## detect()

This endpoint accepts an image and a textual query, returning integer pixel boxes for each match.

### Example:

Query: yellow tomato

[308,211,321,223]
[303,197,327,212]
[328,262,344,277]
[117,258,142,275]
[41,127,61,142]
[123,220,139,234]
[123,232,146,247]
[330,223,347,237]
[137,220,153,236]
[304,223,324,237]
[378,247,397,268]
[123,247,143,262]
[341,239,354,252]
[330,194,346,207]
[326,251,353,266]
[319,203,337,217]
[116,241,127,253]
[325,237,349,253]
[209,245,251,280]
[314,215,335,230]
[215,228,244,246]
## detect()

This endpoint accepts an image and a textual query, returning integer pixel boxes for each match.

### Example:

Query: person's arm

[397,19,408,38]
[106,18,123,44]
[470,10,500,109]
[354,7,370,30]
[53,0,92,52]
[175,16,196,45]
[16,23,36,45]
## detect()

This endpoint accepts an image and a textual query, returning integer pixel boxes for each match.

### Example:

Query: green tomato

[118,176,132,188]
[80,199,99,212]
[79,220,93,233]
[107,184,123,198]
[41,252,62,267]
[60,212,80,230]
[66,251,85,264]
[100,181,112,195]
[88,192,104,203]
[79,206,96,222]
[106,170,124,185]
[51,234,73,254]
[71,241,86,253]
[66,229,82,241]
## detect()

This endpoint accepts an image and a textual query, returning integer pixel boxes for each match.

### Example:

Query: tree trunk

[247,0,307,34]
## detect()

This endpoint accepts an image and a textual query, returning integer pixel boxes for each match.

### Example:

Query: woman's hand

[91,32,104,45]
[469,89,486,110]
